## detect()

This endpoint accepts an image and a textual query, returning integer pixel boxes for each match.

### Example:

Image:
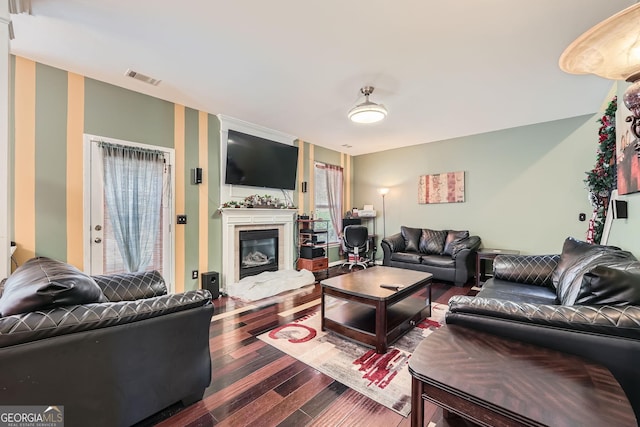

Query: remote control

[380,284,404,290]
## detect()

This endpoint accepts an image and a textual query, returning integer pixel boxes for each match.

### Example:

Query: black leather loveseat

[381,226,481,286]
[0,257,214,427]
[446,237,640,421]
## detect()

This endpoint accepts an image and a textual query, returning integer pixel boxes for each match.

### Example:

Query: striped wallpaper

[10,56,352,289]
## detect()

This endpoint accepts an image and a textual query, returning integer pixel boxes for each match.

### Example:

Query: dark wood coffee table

[320,266,432,354]
[409,325,637,427]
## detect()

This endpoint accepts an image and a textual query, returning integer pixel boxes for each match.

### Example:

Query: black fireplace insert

[239,229,278,279]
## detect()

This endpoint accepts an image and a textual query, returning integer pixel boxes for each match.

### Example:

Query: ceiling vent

[124,69,161,86]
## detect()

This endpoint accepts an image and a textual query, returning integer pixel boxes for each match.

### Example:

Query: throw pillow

[0,257,107,317]
[442,230,470,256]
[551,237,620,288]
[556,248,635,306]
[577,262,640,306]
[401,226,422,252]
[419,229,448,255]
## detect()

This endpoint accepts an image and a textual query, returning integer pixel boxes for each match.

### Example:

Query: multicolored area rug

[257,302,447,416]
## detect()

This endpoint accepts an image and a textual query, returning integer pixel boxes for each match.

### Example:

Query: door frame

[82,134,176,292]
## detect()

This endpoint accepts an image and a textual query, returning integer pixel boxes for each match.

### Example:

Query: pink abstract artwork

[418,171,465,204]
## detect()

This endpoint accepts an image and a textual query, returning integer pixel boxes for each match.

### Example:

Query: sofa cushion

[442,230,470,256]
[556,248,636,306]
[421,254,455,268]
[576,262,640,306]
[390,252,422,264]
[419,229,447,255]
[552,237,620,288]
[479,278,559,304]
[401,226,422,252]
[0,257,107,317]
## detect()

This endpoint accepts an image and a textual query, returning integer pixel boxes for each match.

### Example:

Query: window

[314,162,343,243]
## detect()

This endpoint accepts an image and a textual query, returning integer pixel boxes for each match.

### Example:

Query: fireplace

[239,229,279,279]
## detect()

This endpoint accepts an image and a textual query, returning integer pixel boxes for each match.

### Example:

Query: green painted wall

[84,78,174,148]
[34,63,68,261]
[183,107,200,290]
[354,114,601,255]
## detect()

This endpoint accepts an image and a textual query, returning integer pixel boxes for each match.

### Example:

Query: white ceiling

[8,0,635,156]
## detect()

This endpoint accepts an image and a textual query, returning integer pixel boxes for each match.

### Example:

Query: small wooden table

[475,248,520,287]
[409,325,637,427]
[320,266,432,354]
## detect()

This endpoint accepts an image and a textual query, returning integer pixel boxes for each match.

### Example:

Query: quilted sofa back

[92,270,167,301]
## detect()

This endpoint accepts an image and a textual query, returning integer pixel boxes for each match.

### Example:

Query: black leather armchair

[382,226,481,286]
[0,268,214,427]
[446,237,640,420]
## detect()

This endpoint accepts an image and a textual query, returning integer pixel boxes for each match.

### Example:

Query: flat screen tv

[225,129,299,190]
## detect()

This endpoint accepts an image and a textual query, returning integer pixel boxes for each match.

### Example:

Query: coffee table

[409,325,637,427]
[320,266,432,354]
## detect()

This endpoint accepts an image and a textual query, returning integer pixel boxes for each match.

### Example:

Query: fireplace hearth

[239,229,279,279]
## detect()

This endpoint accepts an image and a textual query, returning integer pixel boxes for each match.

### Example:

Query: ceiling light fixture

[348,86,388,124]
[559,3,640,141]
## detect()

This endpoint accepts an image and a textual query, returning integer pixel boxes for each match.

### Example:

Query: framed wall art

[617,95,640,195]
[418,171,465,204]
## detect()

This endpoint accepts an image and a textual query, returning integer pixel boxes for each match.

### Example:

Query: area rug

[226,269,316,301]
[257,301,447,416]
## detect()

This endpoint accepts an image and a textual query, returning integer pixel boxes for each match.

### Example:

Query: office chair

[341,225,370,270]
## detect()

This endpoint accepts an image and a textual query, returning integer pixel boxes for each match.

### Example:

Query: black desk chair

[341,225,370,270]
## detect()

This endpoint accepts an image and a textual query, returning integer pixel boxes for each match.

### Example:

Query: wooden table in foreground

[320,266,432,354]
[409,325,637,427]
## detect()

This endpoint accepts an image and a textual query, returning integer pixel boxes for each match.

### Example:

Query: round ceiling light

[348,86,388,124]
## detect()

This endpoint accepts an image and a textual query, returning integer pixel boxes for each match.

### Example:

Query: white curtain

[321,163,343,238]
[99,142,164,272]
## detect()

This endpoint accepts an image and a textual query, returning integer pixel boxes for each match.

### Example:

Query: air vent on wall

[125,69,162,86]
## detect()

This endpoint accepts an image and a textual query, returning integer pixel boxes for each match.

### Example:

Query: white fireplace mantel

[220,208,298,291]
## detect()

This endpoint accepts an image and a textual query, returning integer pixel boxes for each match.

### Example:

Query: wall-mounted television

[224,129,299,191]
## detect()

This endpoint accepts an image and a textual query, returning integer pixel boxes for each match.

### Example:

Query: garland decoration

[585,96,617,244]
[219,194,295,210]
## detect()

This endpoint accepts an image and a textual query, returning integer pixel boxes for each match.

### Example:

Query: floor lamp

[378,188,389,239]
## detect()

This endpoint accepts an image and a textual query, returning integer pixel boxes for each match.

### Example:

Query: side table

[475,248,519,287]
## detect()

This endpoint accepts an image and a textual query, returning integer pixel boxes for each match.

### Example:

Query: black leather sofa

[0,258,214,427]
[381,226,481,286]
[445,237,640,421]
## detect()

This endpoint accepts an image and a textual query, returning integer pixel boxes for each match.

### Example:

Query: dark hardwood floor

[138,266,477,427]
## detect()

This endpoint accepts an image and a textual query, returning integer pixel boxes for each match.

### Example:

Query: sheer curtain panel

[99,142,165,272]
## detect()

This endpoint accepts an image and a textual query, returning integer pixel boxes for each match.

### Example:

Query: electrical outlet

[177,215,187,224]
[192,270,198,279]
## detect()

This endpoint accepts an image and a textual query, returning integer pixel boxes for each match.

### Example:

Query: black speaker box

[201,271,220,299]
[300,246,325,259]
[614,200,628,219]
